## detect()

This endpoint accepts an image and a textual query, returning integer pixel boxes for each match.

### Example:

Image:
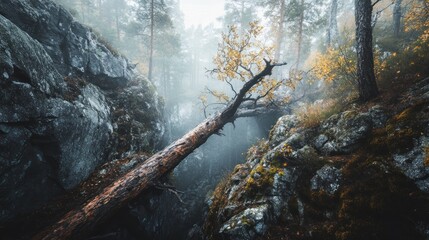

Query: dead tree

[34,59,286,240]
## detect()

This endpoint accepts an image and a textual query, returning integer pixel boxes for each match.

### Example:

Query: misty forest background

[53,0,429,168]
[53,0,429,127]
[47,0,429,238]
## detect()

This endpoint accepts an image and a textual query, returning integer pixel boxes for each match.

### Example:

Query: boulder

[269,115,299,148]
[316,110,373,154]
[0,15,113,221]
[393,136,429,192]
[0,0,164,223]
[219,204,271,240]
[310,165,342,195]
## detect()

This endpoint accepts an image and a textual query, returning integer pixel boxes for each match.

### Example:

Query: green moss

[244,163,271,195]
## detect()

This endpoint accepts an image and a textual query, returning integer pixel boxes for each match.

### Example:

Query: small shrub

[88,27,124,58]
[246,139,269,160]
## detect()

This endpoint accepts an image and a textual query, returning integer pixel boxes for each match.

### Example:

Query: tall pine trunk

[296,0,304,69]
[115,8,121,42]
[393,0,402,37]
[354,0,379,102]
[148,0,154,82]
[326,0,338,47]
[274,0,286,61]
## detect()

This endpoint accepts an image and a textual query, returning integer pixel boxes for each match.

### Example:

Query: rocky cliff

[204,77,429,240]
[0,0,164,223]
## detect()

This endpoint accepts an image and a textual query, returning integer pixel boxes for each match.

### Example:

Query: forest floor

[0,152,152,239]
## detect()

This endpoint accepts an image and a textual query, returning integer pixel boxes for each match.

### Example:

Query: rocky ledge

[204,77,429,240]
[0,0,164,223]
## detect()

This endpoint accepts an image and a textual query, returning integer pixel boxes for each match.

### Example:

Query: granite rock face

[0,0,164,222]
[0,0,132,89]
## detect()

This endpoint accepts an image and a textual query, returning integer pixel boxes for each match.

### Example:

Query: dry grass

[294,99,343,128]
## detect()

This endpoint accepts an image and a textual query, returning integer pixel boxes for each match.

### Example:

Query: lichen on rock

[204,78,429,240]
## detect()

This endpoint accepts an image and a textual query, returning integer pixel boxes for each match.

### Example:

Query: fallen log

[34,60,286,240]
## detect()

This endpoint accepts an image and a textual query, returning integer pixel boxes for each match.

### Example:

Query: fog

[50,0,410,239]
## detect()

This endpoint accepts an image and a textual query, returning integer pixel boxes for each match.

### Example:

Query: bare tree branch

[371,0,382,8]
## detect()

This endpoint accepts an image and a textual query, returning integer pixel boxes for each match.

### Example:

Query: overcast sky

[180,0,225,28]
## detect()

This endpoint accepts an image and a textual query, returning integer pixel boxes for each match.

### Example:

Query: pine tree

[354,0,379,102]
[136,0,173,82]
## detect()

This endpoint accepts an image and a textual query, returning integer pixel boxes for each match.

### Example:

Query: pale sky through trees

[180,0,225,28]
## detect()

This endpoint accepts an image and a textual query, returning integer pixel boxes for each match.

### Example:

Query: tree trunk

[115,7,121,42]
[393,0,402,37]
[148,0,154,82]
[98,0,102,18]
[354,0,379,102]
[326,0,338,47]
[240,0,245,32]
[34,60,286,240]
[296,0,304,69]
[274,0,286,61]
[79,0,85,23]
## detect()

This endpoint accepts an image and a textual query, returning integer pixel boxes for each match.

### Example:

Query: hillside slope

[204,77,429,240]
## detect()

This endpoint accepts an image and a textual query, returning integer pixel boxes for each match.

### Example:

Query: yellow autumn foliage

[405,0,429,54]
[311,32,385,99]
[207,21,291,104]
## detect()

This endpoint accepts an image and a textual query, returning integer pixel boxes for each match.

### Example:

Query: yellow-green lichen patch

[269,143,294,168]
[244,163,272,195]
[204,140,272,239]
[240,215,255,226]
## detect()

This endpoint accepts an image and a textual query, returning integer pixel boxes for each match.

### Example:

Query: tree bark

[148,0,154,81]
[114,6,121,44]
[274,0,286,61]
[326,0,338,47]
[115,7,121,42]
[354,0,379,102]
[34,60,286,240]
[296,0,304,69]
[393,0,402,37]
